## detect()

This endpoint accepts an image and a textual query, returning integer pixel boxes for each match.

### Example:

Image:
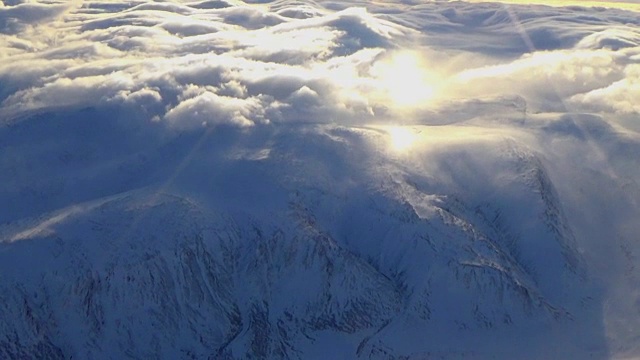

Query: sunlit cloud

[388,126,418,152]
[371,51,441,109]
[569,64,640,114]
[451,47,631,112]
[165,90,267,128]
[2,0,639,127]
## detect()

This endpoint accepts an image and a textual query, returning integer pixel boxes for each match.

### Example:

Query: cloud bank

[0,1,411,128]
[1,0,639,130]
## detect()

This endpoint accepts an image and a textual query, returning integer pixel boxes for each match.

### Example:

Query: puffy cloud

[569,64,640,114]
[0,1,638,127]
[1,0,638,127]
[0,1,411,126]
[451,48,628,112]
[164,90,267,128]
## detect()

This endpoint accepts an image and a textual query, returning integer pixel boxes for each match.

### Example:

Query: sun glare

[373,51,438,109]
[389,127,418,152]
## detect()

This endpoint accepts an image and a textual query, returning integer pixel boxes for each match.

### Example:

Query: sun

[372,51,439,109]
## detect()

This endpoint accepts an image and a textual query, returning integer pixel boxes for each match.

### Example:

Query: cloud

[1,0,638,129]
[0,0,638,127]
[576,27,640,50]
[164,89,267,128]
[569,64,640,114]
[0,1,77,34]
[0,2,409,127]
[450,48,629,112]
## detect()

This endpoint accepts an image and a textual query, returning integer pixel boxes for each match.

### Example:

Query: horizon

[463,0,640,11]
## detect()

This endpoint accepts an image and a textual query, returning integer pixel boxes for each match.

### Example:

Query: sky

[1,0,640,357]
[465,0,640,11]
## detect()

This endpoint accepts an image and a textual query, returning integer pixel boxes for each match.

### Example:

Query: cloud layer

[0,1,413,128]
[2,0,639,130]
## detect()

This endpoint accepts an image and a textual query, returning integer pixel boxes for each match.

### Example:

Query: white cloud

[0,0,637,155]
[576,27,640,50]
[451,48,628,112]
[164,90,267,128]
[0,2,407,126]
[569,64,640,114]
[1,0,636,126]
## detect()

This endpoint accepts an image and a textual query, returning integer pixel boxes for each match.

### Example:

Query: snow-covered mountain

[0,118,632,359]
[1,0,640,359]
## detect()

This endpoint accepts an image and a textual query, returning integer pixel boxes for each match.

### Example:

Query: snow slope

[1,118,635,359]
